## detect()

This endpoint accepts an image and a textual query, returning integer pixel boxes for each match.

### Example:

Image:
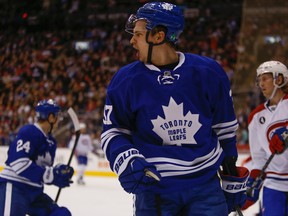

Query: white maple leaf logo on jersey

[36,152,52,167]
[151,97,202,146]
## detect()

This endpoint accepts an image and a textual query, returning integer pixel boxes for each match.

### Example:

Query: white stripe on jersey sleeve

[212,119,238,140]
[101,128,132,153]
[9,158,32,174]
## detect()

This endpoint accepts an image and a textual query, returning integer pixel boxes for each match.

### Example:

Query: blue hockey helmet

[35,99,61,120]
[125,2,184,43]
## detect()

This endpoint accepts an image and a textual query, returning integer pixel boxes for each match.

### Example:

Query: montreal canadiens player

[242,61,288,215]
[0,99,74,216]
[68,123,94,185]
[101,2,249,215]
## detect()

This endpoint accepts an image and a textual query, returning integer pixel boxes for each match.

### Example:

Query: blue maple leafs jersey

[0,123,56,192]
[101,52,238,193]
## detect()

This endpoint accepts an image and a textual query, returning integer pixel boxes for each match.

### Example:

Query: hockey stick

[246,153,275,197]
[55,107,80,202]
[145,169,160,181]
[235,206,243,216]
[247,131,288,196]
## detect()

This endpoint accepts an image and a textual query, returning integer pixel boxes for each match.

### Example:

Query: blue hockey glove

[242,169,265,210]
[111,148,160,194]
[269,127,288,154]
[119,157,161,194]
[220,166,249,213]
[43,164,74,188]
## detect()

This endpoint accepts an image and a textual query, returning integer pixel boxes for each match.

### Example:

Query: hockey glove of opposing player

[43,164,74,188]
[113,148,160,194]
[220,167,249,213]
[242,169,265,210]
[269,127,288,154]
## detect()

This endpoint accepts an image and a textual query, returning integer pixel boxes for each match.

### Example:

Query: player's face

[130,20,150,63]
[257,73,274,98]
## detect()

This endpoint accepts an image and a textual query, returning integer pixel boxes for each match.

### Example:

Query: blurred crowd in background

[0,0,287,149]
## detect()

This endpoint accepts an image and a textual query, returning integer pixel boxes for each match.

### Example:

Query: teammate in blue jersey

[0,99,74,216]
[101,2,249,216]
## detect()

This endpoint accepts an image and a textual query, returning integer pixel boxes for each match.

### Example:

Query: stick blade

[67,107,80,132]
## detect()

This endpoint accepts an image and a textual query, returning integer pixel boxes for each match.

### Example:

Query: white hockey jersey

[248,94,288,191]
[69,134,93,156]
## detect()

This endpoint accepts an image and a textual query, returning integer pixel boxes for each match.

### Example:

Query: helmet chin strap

[47,115,55,135]
[147,41,153,64]
[268,85,278,103]
[145,31,166,64]
[48,122,54,135]
[267,77,287,105]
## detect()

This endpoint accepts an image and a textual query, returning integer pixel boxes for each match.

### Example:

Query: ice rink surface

[45,176,259,216]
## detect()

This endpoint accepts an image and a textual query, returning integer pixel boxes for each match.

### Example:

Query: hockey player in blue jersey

[101,2,249,216]
[0,99,74,216]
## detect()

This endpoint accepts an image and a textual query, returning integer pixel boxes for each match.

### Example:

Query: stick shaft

[55,108,80,202]
[248,131,288,193]
[247,153,275,195]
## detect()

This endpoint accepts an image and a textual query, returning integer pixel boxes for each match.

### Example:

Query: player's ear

[155,31,165,43]
[48,113,57,124]
[276,74,285,85]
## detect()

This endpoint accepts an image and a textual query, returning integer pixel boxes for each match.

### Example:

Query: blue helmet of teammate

[126,2,184,43]
[35,99,61,120]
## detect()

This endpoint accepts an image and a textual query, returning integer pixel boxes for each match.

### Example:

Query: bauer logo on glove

[222,181,247,192]
[113,149,142,175]
[220,166,249,213]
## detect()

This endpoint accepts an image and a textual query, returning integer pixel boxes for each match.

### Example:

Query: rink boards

[0,146,250,177]
[0,146,116,177]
